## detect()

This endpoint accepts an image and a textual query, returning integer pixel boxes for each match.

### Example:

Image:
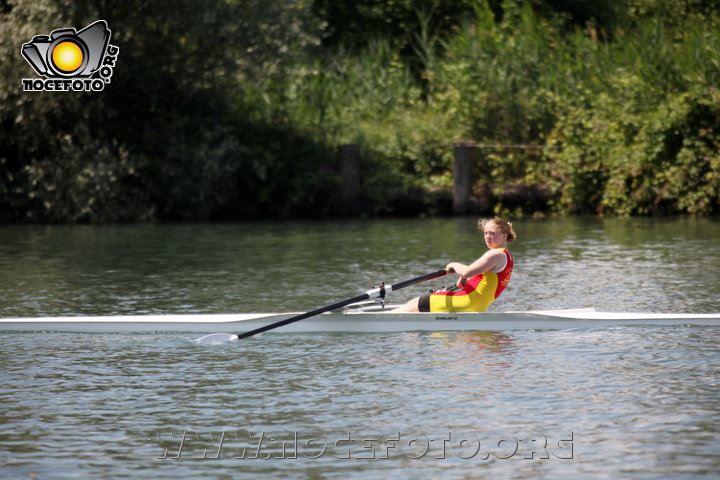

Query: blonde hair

[478,217,517,243]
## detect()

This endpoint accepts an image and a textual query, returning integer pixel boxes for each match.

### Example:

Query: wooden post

[453,141,477,214]
[337,144,361,214]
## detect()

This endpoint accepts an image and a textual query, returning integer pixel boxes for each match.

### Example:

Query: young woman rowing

[394,217,516,313]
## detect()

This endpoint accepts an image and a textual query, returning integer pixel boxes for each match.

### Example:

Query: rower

[393,217,516,313]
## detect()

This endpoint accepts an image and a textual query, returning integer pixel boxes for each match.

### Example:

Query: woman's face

[483,222,507,249]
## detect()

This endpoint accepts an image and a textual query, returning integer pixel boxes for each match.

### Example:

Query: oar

[195,269,448,344]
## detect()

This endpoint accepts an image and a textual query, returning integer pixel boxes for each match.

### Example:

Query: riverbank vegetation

[1,0,718,221]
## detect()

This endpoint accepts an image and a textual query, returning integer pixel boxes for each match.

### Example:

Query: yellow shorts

[418,273,498,313]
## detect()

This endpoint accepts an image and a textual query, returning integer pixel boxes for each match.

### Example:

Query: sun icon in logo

[51,41,84,73]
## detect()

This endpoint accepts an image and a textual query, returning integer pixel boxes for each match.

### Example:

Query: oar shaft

[388,269,449,291]
[237,292,370,339]
[237,269,448,338]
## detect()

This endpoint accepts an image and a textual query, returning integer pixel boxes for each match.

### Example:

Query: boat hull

[1,309,720,333]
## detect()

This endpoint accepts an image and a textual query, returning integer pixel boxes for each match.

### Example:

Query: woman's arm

[446,249,506,279]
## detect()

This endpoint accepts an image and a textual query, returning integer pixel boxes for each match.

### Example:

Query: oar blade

[193,269,448,343]
[195,332,239,345]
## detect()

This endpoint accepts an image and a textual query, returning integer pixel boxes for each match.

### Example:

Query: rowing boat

[2,308,719,334]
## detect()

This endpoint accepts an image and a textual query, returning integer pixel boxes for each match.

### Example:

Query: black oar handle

[237,269,448,339]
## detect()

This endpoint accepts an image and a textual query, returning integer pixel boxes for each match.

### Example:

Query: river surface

[1,217,719,479]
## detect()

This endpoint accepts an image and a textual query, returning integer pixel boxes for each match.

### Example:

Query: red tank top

[493,248,513,298]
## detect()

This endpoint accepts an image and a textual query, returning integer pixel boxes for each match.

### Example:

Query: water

[2,217,719,316]
[1,217,719,479]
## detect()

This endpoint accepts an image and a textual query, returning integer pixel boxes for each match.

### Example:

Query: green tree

[1,0,330,222]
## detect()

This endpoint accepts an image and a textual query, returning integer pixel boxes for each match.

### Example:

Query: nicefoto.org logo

[21,20,119,92]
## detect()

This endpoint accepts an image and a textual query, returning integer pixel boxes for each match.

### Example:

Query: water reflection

[427,331,516,374]
[428,331,516,355]
[385,330,520,400]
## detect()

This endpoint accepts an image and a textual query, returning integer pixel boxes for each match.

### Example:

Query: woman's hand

[446,262,468,289]
[446,262,463,274]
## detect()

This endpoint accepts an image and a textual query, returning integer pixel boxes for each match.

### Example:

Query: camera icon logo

[21,20,119,92]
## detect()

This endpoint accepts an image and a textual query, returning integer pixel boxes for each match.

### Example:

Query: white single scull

[2,308,719,334]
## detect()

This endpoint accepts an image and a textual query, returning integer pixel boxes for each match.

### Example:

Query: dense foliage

[1,0,718,221]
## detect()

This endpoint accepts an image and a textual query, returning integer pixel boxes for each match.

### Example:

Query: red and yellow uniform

[419,248,513,313]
